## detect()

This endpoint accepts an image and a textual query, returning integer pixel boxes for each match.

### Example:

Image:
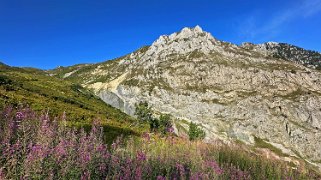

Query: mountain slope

[0,63,145,142]
[51,26,321,167]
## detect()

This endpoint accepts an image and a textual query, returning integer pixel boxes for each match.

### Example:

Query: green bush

[0,75,12,85]
[135,101,153,122]
[135,101,158,131]
[159,114,172,134]
[134,102,173,133]
[188,122,206,141]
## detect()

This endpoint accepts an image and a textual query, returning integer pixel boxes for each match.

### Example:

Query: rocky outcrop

[55,26,321,166]
[241,42,321,69]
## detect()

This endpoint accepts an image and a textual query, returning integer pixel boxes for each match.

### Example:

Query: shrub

[135,102,174,133]
[159,114,173,134]
[134,101,157,131]
[0,75,12,85]
[188,122,206,141]
[135,101,153,123]
[148,117,160,132]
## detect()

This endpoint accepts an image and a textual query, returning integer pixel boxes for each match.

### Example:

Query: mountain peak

[265,41,279,46]
[152,25,214,45]
[194,25,203,32]
[176,25,208,39]
[180,25,204,34]
[146,26,217,58]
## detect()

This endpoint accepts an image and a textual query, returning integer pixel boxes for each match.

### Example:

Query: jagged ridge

[242,42,321,69]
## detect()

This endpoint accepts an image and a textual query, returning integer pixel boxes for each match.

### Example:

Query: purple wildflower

[176,163,185,176]
[2,106,13,118]
[81,170,90,180]
[156,175,166,180]
[190,172,202,180]
[135,166,142,180]
[0,167,5,179]
[142,132,150,142]
[99,163,107,172]
[205,160,223,175]
[136,151,146,162]
[54,141,67,162]
[167,127,175,133]
[16,111,24,119]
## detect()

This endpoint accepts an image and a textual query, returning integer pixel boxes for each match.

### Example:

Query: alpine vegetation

[0,106,319,179]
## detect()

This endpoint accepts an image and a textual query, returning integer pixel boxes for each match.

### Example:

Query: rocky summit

[52,26,321,167]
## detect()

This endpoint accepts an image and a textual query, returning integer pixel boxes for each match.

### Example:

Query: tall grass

[0,106,319,179]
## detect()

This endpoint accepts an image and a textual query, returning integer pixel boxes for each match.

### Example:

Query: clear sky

[1,0,321,69]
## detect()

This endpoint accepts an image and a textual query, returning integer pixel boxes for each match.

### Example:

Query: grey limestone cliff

[53,26,321,167]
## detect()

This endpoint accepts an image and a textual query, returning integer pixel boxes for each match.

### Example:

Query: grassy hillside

[0,63,147,142]
[49,46,150,86]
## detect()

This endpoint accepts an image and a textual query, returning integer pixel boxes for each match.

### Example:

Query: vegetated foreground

[0,106,319,179]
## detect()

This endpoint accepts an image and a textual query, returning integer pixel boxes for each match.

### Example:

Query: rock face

[52,26,321,164]
[241,42,321,69]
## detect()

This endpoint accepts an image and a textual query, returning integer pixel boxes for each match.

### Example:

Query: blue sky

[1,0,321,69]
